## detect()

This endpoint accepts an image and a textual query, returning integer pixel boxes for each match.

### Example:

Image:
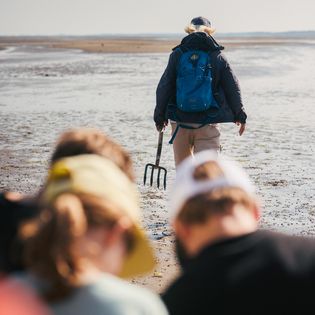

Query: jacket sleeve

[154,51,178,125]
[219,54,247,123]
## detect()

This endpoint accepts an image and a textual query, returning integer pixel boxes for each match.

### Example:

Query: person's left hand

[236,122,246,136]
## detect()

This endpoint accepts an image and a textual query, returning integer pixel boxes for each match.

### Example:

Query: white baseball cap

[169,150,256,221]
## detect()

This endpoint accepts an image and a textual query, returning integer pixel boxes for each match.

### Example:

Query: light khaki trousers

[171,123,221,167]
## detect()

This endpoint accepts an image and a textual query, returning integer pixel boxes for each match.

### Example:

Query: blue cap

[191,16,211,28]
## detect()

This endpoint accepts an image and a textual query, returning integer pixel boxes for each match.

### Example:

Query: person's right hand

[156,120,168,132]
[236,122,246,136]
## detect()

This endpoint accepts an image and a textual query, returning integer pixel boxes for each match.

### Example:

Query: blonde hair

[20,193,133,302]
[184,24,215,35]
[177,161,256,224]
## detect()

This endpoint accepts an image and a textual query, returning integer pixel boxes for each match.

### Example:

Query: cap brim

[119,224,156,278]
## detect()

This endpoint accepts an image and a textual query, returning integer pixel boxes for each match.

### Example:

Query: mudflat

[0,35,305,53]
[1,35,314,294]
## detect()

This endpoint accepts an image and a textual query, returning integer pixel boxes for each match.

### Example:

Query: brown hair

[177,161,256,224]
[20,193,133,302]
[50,128,135,181]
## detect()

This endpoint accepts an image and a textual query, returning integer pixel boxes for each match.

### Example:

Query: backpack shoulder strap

[207,50,220,97]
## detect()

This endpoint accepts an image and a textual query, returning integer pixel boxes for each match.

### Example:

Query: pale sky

[1,0,315,35]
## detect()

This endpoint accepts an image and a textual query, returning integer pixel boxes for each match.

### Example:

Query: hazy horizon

[1,30,315,38]
[1,0,315,36]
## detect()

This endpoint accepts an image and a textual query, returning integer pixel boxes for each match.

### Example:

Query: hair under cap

[169,150,256,221]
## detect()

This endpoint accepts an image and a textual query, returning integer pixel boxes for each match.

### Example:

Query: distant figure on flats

[162,150,315,315]
[19,154,168,315]
[154,17,247,167]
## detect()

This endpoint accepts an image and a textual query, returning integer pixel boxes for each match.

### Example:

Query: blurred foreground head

[50,128,135,181]
[170,150,260,262]
[21,154,155,301]
[0,128,134,274]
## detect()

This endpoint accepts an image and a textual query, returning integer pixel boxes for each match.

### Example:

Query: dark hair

[50,128,135,181]
[0,192,39,273]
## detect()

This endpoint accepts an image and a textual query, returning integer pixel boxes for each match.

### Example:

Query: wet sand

[0,37,178,53]
[0,36,310,54]
[0,37,314,294]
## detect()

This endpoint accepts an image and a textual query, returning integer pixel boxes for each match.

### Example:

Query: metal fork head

[143,163,167,190]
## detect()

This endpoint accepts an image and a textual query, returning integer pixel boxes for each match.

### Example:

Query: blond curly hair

[184,23,215,35]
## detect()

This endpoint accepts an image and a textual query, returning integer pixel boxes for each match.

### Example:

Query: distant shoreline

[0,36,314,53]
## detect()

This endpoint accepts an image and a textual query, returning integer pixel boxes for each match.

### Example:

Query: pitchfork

[143,131,167,189]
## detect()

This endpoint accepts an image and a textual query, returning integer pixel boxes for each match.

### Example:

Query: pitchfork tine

[143,164,149,185]
[163,169,167,189]
[157,168,161,188]
[143,132,167,189]
[150,166,154,186]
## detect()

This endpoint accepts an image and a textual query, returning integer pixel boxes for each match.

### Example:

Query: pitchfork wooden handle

[155,132,163,166]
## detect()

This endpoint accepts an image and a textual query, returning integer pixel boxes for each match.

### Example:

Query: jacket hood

[173,32,224,52]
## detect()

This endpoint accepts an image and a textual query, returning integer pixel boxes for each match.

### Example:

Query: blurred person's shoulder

[0,276,50,315]
[52,273,168,315]
[258,229,315,267]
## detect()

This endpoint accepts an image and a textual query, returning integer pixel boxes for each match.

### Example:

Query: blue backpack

[176,50,219,113]
[169,49,219,144]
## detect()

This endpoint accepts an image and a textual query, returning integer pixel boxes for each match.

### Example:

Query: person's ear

[173,219,192,242]
[253,201,261,221]
[173,219,201,258]
[103,216,132,247]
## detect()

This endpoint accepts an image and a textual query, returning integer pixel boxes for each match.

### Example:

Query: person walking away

[162,150,315,314]
[154,17,247,167]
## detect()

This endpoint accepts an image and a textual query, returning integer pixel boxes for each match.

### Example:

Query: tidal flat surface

[0,41,314,291]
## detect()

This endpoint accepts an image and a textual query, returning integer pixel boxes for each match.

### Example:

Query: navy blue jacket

[154,32,247,126]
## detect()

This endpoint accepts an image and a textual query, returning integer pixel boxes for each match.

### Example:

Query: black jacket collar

[173,32,224,52]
